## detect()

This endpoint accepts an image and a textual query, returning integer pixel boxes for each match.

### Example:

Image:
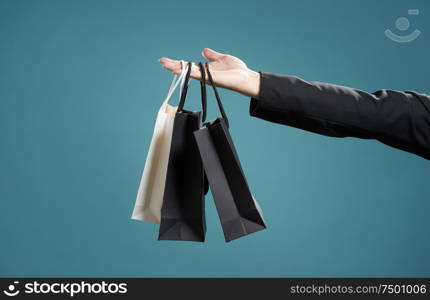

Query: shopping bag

[158,62,208,242]
[131,61,189,223]
[193,62,266,242]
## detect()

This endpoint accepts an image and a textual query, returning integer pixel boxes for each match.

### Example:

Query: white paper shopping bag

[131,61,189,223]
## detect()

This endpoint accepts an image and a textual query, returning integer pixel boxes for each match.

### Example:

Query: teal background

[1,0,429,277]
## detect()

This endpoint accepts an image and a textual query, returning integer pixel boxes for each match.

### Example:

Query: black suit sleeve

[249,72,430,160]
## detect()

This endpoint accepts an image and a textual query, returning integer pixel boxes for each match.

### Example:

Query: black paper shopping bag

[193,62,266,242]
[158,62,208,242]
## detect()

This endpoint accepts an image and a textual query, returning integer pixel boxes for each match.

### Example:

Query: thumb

[202,48,225,61]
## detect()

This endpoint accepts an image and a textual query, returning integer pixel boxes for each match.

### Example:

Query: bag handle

[163,61,188,106]
[178,60,188,101]
[177,62,207,122]
[204,62,229,127]
[198,62,207,122]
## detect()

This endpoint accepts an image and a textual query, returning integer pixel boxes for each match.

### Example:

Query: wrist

[241,69,261,99]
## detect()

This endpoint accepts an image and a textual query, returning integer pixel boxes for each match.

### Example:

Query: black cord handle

[198,62,207,122]
[177,61,207,123]
[204,62,229,127]
[177,61,192,112]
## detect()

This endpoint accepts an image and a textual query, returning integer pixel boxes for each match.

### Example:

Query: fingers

[159,57,183,75]
[202,48,225,61]
[159,57,204,80]
[159,47,224,77]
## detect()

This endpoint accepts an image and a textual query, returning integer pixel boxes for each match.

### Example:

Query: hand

[158,48,261,99]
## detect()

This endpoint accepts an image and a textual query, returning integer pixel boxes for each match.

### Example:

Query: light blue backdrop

[1,0,429,277]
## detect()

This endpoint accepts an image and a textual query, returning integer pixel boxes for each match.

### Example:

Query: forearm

[248,72,430,160]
